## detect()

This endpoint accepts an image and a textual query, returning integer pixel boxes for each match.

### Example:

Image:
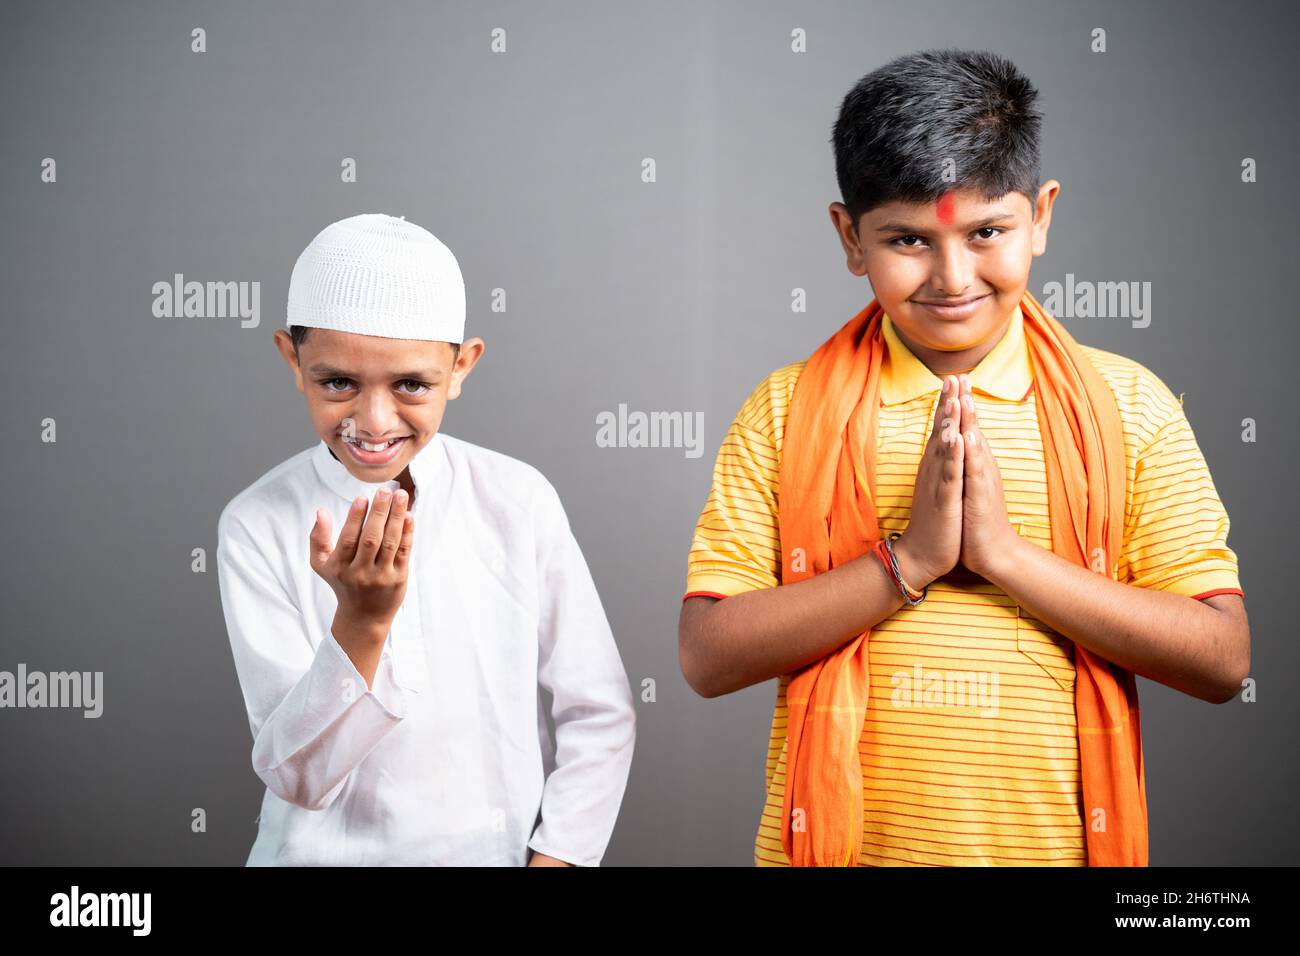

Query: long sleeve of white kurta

[217,521,411,812]
[215,434,636,866]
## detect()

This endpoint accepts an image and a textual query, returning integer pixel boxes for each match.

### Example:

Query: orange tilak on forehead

[935,190,957,225]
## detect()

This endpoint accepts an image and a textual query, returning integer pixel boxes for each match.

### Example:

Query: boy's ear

[828,202,869,277]
[446,337,486,401]
[1030,180,1061,257]
[272,329,306,393]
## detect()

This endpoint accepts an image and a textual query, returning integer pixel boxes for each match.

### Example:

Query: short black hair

[289,325,461,363]
[832,49,1043,230]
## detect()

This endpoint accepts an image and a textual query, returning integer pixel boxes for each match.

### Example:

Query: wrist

[891,534,936,591]
[332,611,391,647]
[982,532,1030,590]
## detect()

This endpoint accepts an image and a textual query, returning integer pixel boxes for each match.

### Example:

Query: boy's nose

[353,394,402,434]
[932,246,975,294]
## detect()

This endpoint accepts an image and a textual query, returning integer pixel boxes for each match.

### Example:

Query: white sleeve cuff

[323,630,411,720]
[250,632,410,810]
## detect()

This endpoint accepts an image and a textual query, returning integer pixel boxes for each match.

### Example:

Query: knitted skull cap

[286,213,466,343]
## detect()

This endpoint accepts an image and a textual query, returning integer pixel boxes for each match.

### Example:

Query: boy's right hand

[309,489,414,642]
[894,374,966,589]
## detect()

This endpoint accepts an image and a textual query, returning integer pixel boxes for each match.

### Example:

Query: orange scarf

[776,290,1148,866]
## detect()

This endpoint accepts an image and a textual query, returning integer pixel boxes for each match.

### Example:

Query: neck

[326,445,417,504]
[893,309,1015,377]
[396,467,416,501]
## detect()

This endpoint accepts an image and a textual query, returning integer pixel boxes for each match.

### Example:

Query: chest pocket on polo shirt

[1013,517,1076,693]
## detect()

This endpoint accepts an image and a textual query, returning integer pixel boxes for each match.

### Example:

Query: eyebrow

[307,364,443,380]
[875,212,1018,234]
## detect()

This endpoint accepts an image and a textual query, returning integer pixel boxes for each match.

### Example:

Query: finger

[931,375,958,443]
[377,489,409,566]
[938,392,962,453]
[945,395,965,481]
[972,412,990,463]
[958,374,972,437]
[309,508,333,571]
[334,496,369,564]
[963,418,981,477]
[354,489,393,565]
[961,377,986,459]
[393,513,415,572]
[956,376,978,472]
[963,375,979,428]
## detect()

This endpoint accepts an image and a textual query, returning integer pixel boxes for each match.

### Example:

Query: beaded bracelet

[873,532,927,606]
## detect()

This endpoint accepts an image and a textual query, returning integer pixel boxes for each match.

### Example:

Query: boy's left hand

[956,374,1019,578]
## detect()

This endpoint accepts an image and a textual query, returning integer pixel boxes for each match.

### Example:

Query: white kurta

[216,432,636,866]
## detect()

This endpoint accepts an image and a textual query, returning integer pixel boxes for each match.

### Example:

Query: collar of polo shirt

[880,307,1034,406]
[311,432,450,515]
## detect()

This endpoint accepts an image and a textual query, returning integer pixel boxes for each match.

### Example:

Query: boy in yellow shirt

[678,49,1249,866]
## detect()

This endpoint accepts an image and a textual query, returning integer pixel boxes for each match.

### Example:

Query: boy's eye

[890,227,1003,248]
[318,378,430,395]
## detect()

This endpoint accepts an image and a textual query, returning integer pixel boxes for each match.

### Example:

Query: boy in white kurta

[216,213,636,866]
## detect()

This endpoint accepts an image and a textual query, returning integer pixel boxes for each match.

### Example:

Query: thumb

[309,508,333,571]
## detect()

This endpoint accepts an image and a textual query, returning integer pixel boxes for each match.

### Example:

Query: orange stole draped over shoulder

[775,290,1148,867]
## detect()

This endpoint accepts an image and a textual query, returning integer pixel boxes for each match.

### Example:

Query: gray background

[1,0,1294,865]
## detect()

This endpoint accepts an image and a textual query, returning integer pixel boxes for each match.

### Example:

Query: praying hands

[954,374,1021,578]
[893,372,1017,587]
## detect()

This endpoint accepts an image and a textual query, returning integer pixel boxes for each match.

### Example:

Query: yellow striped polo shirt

[683,307,1244,866]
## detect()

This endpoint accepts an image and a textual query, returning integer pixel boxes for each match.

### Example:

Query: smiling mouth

[344,436,407,451]
[912,293,991,318]
[913,294,989,307]
[340,435,410,465]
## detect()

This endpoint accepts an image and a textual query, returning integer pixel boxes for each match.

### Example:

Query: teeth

[348,438,397,451]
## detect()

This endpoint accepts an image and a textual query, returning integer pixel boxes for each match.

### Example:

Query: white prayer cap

[286,213,466,343]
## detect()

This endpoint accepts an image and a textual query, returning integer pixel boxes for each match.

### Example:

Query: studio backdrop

[0,0,1293,865]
